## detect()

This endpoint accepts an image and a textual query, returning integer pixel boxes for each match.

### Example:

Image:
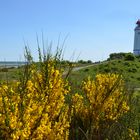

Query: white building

[134,20,140,55]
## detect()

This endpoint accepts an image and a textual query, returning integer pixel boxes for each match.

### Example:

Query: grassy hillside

[0,51,140,139]
[68,52,140,93]
[1,52,140,90]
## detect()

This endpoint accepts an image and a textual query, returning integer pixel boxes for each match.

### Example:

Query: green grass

[1,53,140,91]
[68,57,140,94]
[1,52,140,139]
[67,56,140,138]
[0,67,21,82]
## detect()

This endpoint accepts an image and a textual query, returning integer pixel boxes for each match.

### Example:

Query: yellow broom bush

[0,46,138,139]
[71,73,133,139]
[0,57,70,139]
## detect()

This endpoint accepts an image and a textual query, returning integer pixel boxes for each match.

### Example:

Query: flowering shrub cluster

[0,47,138,139]
[71,74,134,139]
[0,60,70,140]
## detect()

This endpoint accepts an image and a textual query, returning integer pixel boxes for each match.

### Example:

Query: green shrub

[0,68,8,72]
[104,67,111,73]
[128,68,137,73]
[125,53,135,61]
[109,52,126,60]
[137,77,140,81]
[124,62,131,66]
[84,68,89,72]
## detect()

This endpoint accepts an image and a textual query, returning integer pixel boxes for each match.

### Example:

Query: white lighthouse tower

[134,20,140,55]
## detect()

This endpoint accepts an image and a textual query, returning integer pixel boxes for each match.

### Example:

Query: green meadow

[0,52,140,139]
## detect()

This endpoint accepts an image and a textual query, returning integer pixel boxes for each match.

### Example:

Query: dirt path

[72,64,94,72]
[63,64,95,76]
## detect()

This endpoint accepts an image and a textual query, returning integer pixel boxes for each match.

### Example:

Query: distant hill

[0,61,27,68]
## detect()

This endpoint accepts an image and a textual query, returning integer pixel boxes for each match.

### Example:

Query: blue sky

[0,0,139,61]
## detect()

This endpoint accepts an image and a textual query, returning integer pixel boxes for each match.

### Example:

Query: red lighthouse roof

[136,20,140,25]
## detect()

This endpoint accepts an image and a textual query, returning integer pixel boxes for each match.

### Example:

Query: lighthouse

[134,20,140,55]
